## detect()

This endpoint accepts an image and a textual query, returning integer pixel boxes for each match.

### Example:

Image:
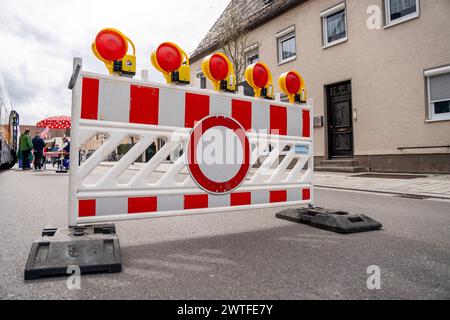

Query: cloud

[0,0,229,124]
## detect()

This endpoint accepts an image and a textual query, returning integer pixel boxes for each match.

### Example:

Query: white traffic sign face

[186,115,250,194]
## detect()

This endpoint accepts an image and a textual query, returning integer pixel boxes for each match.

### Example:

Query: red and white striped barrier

[68,61,314,226]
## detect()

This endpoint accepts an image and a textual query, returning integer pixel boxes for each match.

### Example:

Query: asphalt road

[0,168,449,299]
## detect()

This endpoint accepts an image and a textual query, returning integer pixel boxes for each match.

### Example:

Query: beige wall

[191,0,450,158]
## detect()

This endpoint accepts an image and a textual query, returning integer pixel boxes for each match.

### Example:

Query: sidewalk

[314,172,450,200]
[99,162,450,200]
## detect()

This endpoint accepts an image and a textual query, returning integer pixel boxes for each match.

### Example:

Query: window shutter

[430,73,450,101]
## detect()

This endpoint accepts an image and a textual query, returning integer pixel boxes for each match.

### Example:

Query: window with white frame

[196,70,206,89]
[425,66,450,121]
[385,0,420,26]
[321,2,347,48]
[245,44,260,67]
[276,26,296,64]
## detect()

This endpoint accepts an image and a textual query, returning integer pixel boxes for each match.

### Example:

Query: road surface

[0,168,449,299]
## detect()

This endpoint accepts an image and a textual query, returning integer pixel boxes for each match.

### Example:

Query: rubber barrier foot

[276,207,382,234]
[24,224,121,280]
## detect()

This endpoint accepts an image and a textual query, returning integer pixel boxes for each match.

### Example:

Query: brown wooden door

[327,81,353,158]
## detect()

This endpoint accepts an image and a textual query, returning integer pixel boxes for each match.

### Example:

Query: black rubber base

[24,224,121,280]
[276,207,382,234]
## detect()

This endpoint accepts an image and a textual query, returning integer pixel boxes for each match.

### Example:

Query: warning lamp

[244,62,274,99]
[279,71,307,104]
[92,28,136,77]
[201,53,236,92]
[151,42,190,85]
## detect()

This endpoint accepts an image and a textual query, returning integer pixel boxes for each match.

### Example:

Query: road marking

[278,237,339,244]
[168,254,236,265]
[291,234,351,240]
[125,267,174,279]
[133,259,211,272]
[201,249,224,255]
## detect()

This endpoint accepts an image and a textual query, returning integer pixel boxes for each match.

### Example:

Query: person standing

[19,130,33,170]
[61,137,70,169]
[32,132,46,170]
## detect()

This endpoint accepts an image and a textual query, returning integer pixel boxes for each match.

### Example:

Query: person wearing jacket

[19,130,33,170]
[32,132,46,170]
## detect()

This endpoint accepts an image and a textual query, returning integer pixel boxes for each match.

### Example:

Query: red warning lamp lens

[253,63,269,88]
[286,72,301,94]
[95,30,128,61]
[156,43,182,73]
[209,54,229,81]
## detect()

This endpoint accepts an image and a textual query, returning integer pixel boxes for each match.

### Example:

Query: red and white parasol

[36,116,71,129]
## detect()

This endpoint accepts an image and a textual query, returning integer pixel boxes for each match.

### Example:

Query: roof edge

[190,0,308,64]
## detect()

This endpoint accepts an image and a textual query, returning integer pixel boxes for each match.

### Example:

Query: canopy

[36,116,71,129]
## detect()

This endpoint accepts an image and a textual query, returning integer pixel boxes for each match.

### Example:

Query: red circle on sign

[209,54,229,81]
[95,30,128,61]
[156,43,182,72]
[253,63,269,88]
[187,115,250,194]
[286,72,301,94]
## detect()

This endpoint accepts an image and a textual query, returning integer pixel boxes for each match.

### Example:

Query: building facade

[190,0,450,173]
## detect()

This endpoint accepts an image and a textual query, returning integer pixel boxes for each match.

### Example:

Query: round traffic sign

[186,115,250,194]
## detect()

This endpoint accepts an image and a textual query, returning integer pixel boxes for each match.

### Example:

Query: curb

[315,185,450,200]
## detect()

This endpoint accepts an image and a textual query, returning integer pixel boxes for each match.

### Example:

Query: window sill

[425,117,450,123]
[277,55,297,66]
[384,13,419,29]
[322,37,347,49]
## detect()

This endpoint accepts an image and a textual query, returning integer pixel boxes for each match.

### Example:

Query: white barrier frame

[68,58,314,226]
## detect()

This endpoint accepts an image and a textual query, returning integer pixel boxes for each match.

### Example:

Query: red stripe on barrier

[302,188,311,201]
[79,199,96,217]
[232,99,252,131]
[81,78,99,120]
[270,106,287,136]
[130,85,159,125]
[185,93,210,128]
[230,192,251,206]
[128,197,157,214]
[302,110,311,138]
[184,194,209,209]
[270,190,287,203]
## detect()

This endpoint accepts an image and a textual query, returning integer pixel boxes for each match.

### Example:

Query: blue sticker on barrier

[295,144,309,155]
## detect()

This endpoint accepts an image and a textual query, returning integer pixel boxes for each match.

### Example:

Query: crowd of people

[18,130,70,171]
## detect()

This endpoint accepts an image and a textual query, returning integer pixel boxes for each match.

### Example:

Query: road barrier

[68,59,314,227]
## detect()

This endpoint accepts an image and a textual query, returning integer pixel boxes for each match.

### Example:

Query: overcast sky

[0,0,229,124]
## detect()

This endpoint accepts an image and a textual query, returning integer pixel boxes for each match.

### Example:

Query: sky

[0,0,230,125]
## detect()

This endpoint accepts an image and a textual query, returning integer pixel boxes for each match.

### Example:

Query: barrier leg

[24,224,121,280]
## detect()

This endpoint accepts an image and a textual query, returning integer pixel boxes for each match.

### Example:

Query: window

[196,70,206,89]
[245,44,259,67]
[425,66,450,121]
[276,26,296,64]
[321,2,347,48]
[385,0,420,27]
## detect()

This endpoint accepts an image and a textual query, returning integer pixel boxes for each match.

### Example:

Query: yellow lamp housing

[91,28,136,77]
[151,42,190,85]
[244,62,274,99]
[278,71,307,104]
[201,53,236,92]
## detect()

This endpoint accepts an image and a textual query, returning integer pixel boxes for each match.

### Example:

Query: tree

[216,3,250,85]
